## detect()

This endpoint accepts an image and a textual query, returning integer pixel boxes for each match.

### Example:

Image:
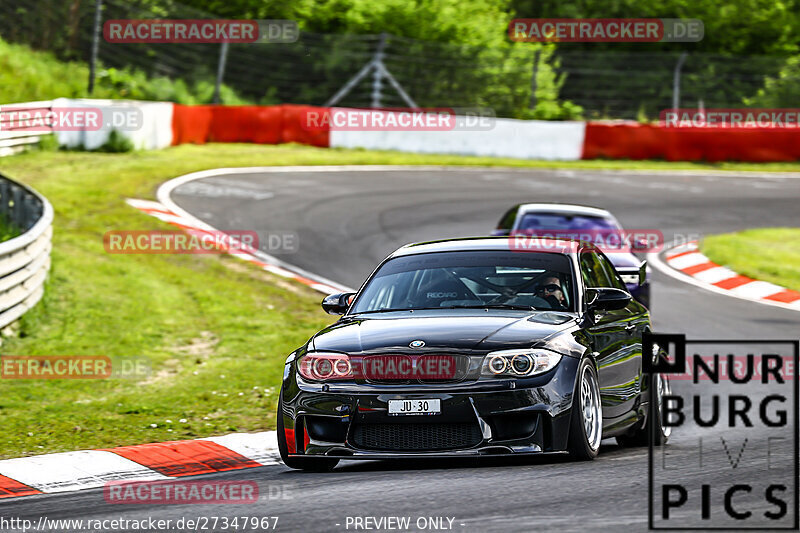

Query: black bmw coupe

[277,237,670,471]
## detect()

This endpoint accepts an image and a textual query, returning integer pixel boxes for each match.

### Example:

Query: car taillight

[298,353,353,381]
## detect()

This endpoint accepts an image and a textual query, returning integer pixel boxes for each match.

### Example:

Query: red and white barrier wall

[48,100,800,162]
[328,113,587,161]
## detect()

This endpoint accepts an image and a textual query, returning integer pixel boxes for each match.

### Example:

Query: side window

[595,252,627,290]
[579,251,612,288]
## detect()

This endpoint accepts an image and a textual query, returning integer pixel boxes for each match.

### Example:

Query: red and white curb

[0,432,279,498]
[652,241,800,312]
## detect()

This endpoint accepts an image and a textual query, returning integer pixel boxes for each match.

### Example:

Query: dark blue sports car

[492,203,651,307]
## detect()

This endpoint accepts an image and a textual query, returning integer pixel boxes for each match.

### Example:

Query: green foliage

[118,0,582,118]
[95,130,135,153]
[35,133,60,152]
[157,0,800,56]
[0,38,249,105]
[745,56,800,107]
[511,0,800,55]
[0,39,95,102]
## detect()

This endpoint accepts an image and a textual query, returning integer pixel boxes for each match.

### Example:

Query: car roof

[515,203,613,218]
[389,236,585,258]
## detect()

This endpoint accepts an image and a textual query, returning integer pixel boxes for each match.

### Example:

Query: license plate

[388,398,441,416]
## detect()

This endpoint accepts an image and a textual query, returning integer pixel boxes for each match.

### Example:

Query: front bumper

[280,356,579,458]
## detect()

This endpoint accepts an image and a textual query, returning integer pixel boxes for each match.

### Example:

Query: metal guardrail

[0,172,52,330]
[0,101,54,157]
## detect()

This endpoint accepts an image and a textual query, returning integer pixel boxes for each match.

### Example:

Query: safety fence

[0,173,52,330]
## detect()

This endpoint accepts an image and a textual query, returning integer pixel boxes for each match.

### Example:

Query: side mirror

[321,292,355,315]
[630,237,650,251]
[586,288,632,311]
[638,260,647,286]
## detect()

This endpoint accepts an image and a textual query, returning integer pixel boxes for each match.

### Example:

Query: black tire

[566,357,603,460]
[616,371,671,447]
[277,394,340,472]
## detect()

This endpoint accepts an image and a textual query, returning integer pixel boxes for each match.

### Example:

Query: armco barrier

[583,121,800,162]
[0,100,54,158]
[0,173,52,330]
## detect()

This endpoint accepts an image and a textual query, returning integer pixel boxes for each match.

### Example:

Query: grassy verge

[701,229,800,293]
[2,143,800,459]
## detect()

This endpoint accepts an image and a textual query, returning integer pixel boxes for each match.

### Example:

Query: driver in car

[535,276,567,309]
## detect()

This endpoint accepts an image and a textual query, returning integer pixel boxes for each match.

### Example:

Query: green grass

[2,143,800,459]
[701,229,800,293]
[0,37,248,104]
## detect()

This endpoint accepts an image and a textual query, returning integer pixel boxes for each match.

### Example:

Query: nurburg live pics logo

[644,333,799,530]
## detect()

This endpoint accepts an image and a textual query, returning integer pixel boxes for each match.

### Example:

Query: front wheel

[277,394,340,472]
[566,358,603,460]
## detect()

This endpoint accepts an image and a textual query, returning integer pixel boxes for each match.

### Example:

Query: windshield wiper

[451,304,539,311]
[353,304,539,314]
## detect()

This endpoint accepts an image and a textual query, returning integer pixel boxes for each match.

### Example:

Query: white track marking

[667,252,710,270]
[0,450,168,493]
[692,266,738,284]
[649,244,800,314]
[728,280,786,299]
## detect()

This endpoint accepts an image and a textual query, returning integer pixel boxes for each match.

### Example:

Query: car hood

[310,310,579,354]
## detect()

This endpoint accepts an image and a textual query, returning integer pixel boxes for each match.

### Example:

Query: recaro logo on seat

[427,292,458,299]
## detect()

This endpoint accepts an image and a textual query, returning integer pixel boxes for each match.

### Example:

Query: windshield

[350,250,574,313]
[515,213,619,233]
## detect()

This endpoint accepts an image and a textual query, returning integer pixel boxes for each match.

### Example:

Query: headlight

[298,353,353,381]
[481,349,562,377]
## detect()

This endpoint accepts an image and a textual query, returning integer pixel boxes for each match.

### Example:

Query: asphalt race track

[3,168,799,532]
